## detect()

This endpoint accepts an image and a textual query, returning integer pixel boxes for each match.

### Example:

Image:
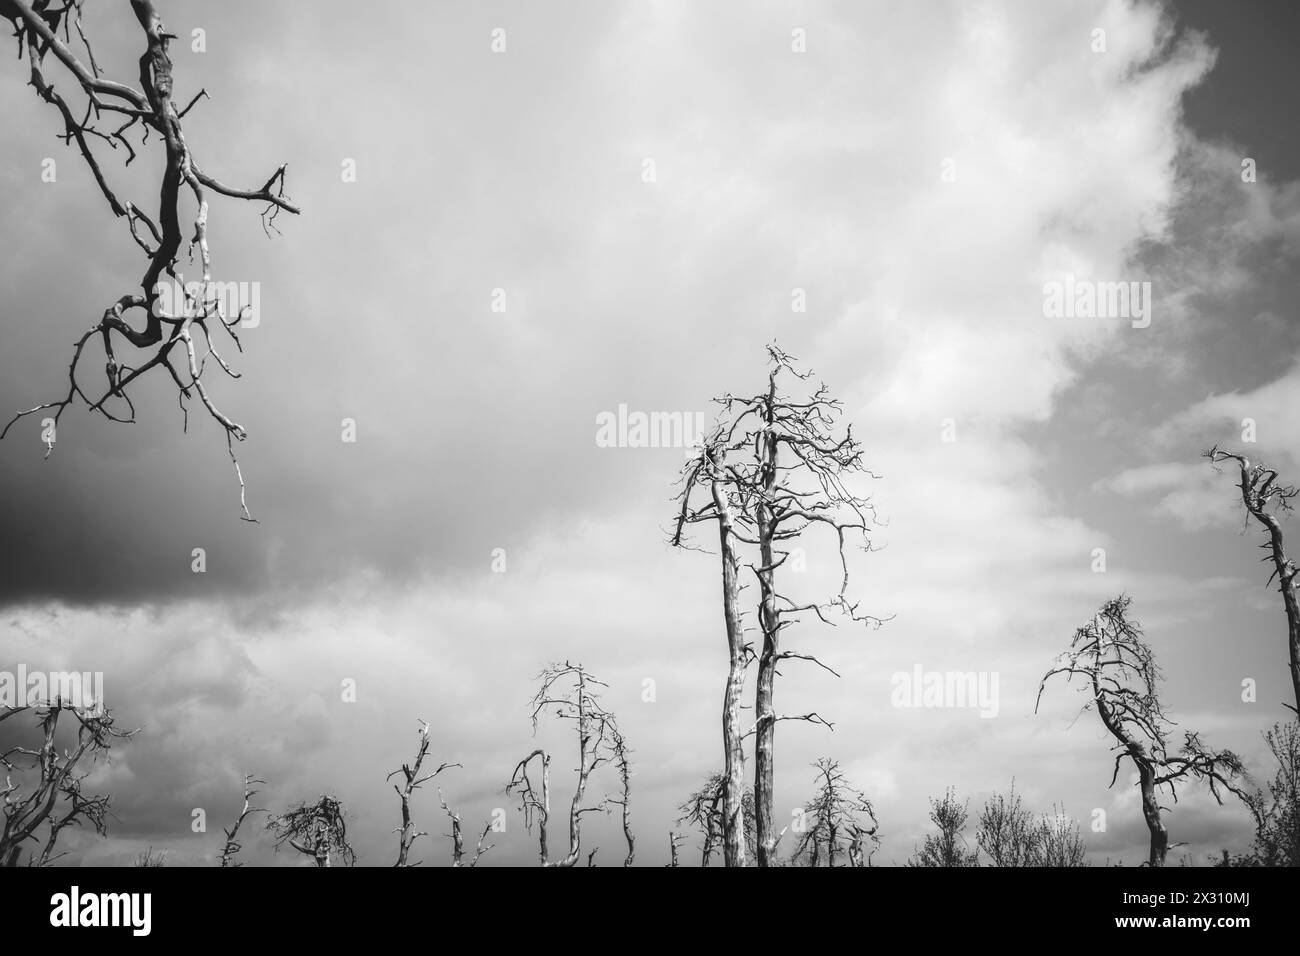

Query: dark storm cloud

[0,0,1296,869]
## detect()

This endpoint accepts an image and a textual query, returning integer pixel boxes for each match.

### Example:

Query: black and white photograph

[0,0,1294,937]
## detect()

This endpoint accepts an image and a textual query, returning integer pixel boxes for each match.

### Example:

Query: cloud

[0,0,1283,866]
[1156,360,1300,467]
[1097,461,1239,530]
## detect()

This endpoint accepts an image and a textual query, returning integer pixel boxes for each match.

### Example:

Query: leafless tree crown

[268,794,355,868]
[792,758,879,867]
[0,703,131,867]
[1206,447,1300,715]
[672,344,884,866]
[1037,595,1248,866]
[506,662,628,868]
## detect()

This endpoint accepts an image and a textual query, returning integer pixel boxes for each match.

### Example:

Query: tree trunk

[1093,666,1168,868]
[1247,500,1300,715]
[712,474,748,868]
[754,395,780,866]
[1140,766,1168,867]
[551,676,590,868]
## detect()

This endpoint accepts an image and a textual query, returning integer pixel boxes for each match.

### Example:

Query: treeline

[2,349,1298,867]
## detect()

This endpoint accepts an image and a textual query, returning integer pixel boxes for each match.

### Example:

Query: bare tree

[268,795,355,868]
[976,782,1037,867]
[909,788,979,867]
[1037,804,1088,868]
[1240,721,1300,867]
[609,726,635,867]
[791,758,879,867]
[1206,448,1300,715]
[436,787,493,868]
[1037,595,1249,867]
[218,773,265,868]
[1,0,299,520]
[0,703,129,867]
[677,771,756,866]
[133,847,166,867]
[673,344,883,866]
[672,437,752,868]
[978,785,1087,867]
[388,719,457,867]
[507,748,552,865]
[506,662,623,868]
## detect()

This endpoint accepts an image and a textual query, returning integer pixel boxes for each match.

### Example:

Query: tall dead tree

[0,703,129,867]
[506,662,623,868]
[385,719,491,867]
[1,0,299,520]
[1205,448,1300,715]
[609,726,635,867]
[791,758,879,867]
[673,344,882,866]
[268,795,355,868]
[388,720,458,867]
[1037,595,1248,867]
[672,441,751,868]
[218,773,265,868]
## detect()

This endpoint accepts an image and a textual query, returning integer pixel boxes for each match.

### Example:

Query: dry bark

[1038,595,1248,866]
[1207,447,1300,716]
[2,0,299,519]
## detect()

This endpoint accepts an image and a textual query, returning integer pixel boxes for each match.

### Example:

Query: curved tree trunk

[1244,498,1300,715]
[1140,766,1168,867]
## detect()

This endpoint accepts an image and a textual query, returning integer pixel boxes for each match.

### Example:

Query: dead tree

[508,748,551,864]
[506,662,622,868]
[0,703,129,867]
[0,0,299,520]
[609,726,635,867]
[388,720,457,867]
[218,773,265,868]
[677,771,756,866]
[673,344,883,866]
[672,438,752,868]
[1037,595,1249,867]
[1206,448,1300,715]
[268,795,355,868]
[791,758,879,867]
[384,720,491,868]
[667,831,683,867]
[436,788,493,868]
[908,788,979,867]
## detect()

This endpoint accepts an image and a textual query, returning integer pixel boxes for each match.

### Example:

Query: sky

[1,0,1298,866]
